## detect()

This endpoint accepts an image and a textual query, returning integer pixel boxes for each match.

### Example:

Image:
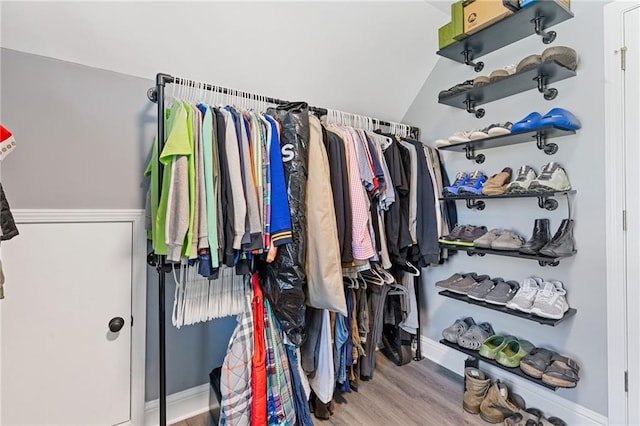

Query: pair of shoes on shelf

[473,64,517,87]
[520,218,576,257]
[435,123,513,147]
[442,168,513,196]
[520,348,581,388]
[511,108,581,133]
[439,224,487,246]
[467,277,520,305]
[438,79,474,100]
[517,46,578,73]
[480,335,534,369]
[474,228,526,251]
[506,277,570,320]
[506,163,571,193]
[442,316,495,351]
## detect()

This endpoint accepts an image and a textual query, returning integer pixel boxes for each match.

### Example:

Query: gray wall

[0,48,236,401]
[403,2,607,415]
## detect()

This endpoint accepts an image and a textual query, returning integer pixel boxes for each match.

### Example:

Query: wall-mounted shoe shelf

[439,61,576,118]
[439,339,558,391]
[438,290,577,326]
[439,243,576,267]
[440,190,576,211]
[438,127,575,163]
[436,2,574,71]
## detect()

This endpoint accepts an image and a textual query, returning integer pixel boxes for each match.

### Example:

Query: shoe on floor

[463,367,490,414]
[538,107,582,130]
[539,416,568,426]
[530,280,570,319]
[516,54,542,73]
[511,112,542,133]
[467,277,501,301]
[496,338,534,367]
[458,322,495,350]
[485,280,520,305]
[506,165,538,193]
[528,162,571,193]
[473,228,501,248]
[458,171,488,195]
[542,46,578,71]
[482,167,513,195]
[504,408,543,426]
[506,276,544,313]
[442,316,476,343]
[443,172,470,196]
[479,381,524,423]
[491,230,525,251]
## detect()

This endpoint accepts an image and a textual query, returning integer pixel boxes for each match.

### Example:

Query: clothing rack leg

[413,274,424,361]
[154,75,168,426]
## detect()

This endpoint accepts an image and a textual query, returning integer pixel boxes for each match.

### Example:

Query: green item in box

[451,0,467,40]
[438,22,455,49]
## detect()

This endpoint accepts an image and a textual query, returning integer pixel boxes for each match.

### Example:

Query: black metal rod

[158,73,419,137]
[414,275,423,361]
[155,73,168,426]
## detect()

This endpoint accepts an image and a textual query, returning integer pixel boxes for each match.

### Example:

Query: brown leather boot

[463,367,491,414]
[479,381,524,423]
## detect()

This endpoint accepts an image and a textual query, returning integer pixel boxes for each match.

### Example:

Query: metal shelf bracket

[464,144,486,164]
[462,49,485,72]
[537,196,559,211]
[535,132,559,154]
[464,99,486,119]
[531,16,557,44]
[465,199,486,210]
[535,75,559,100]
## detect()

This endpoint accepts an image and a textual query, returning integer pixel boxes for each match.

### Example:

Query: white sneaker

[530,280,570,319]
[505,276,543,313]
[449,130,475,143]
[506,165,537,193]
[435,138,450,148]
[528,162,572,192]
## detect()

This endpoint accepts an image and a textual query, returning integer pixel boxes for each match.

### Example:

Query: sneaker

[458,171,488,195]
[491,230,525,251]
[468,278,502,301]
[528,162,571,193]
[435,138,450,148]
[506,277,544,313]
[489,64,516,82]
[506,165,537,193]
[482,167,513,195]
[436,272,485,290]
[487,122,513,137]
[438,224,467,243]
[485,280,520,305]
[443,317,476,343]
[473,228,501,248]
[447,273,491,295]
[530,280,570,319]
[443,172,470,196]
[449,130,475,143]
[439,80,474,100]
[454,225,488,246]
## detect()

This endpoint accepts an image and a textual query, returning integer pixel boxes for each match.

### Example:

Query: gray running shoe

[530,280,570,319]
[443,317,476,343]
[485,280,521,305]
[506,277,544,313]
[447,274,490,295]
[491,230,525,251]
[435,273,464,289]
[468,278,502,301]
[506,165,537,193]
[455,225,488,246]
[474,229,501,248]
[439,224,467,244]
[458,322,495,350]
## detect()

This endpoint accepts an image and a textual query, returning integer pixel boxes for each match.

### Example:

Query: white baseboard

[421,337,608,426]
[144,384,214,426]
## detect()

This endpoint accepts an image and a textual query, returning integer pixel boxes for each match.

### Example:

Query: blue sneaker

[511,112,543,133]
[458,171,488,195]
[443,172,469,196]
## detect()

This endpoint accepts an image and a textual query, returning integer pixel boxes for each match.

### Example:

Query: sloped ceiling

[0,1,448,122]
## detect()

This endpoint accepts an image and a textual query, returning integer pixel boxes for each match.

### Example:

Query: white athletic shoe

[506,165,537,193]
[530,280,570,320]
[505,276,544,313]
[528,162,572,193]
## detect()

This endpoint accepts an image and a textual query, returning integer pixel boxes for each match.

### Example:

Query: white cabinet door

[1,221,133,426]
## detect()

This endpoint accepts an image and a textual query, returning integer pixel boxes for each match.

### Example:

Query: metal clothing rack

[146,72,420,426]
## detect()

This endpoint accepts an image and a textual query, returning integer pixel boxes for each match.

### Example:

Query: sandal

[519,347,554,378]
[458,322,494,350]
[542,354,580,388]
[442,317,475,343]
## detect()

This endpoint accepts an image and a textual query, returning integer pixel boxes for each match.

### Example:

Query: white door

[625,6,640,425]
[1,221,133,426]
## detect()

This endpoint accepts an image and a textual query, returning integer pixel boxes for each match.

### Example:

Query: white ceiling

[0,1,449,122]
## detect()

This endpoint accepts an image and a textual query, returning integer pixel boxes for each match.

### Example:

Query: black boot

[539,219,576,257]
[519,219,551,255]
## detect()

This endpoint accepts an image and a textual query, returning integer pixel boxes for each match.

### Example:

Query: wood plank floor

[172,354,488,426]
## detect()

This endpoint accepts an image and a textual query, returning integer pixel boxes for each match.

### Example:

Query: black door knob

[109,317,125,333]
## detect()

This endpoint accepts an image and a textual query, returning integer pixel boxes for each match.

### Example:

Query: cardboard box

[451,1,467,40]
[438,22,455,49]
[464,0,515,34]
